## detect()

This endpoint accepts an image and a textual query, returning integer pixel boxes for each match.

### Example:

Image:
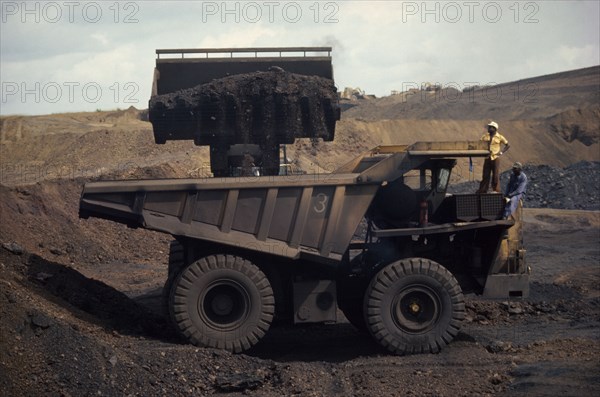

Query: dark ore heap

[449,161,600,211]
[148,69,339,146]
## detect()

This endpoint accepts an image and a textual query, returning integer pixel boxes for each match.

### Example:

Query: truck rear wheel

[364,258,464,354]
[169,254,274,352]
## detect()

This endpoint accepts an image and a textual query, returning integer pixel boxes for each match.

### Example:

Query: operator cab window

[436,168,451,192]
[403,169,432,191]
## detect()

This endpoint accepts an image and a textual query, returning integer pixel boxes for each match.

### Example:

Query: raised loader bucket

[148,47,340,176]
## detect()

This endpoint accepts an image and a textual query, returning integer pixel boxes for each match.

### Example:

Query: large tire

[364,258,464,355]
[169,254,274,352]
[162,240,185,317]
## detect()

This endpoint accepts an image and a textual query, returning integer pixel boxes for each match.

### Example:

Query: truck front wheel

[364,258,464,354]
[169,254,275,352]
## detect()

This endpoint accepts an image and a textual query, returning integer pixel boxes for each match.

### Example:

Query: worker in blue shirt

[503,162,528,219]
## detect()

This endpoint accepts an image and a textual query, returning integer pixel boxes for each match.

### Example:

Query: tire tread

[364,258,464,355]
[168,253,274,353]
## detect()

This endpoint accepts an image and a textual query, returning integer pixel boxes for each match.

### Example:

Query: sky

[1,0,599,115]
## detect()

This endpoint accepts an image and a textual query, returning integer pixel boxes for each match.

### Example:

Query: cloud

[341,1,404,26]
[1,44,152,115]
[197,25,279,48]
[91,33,109,47]
[557,44,599,68]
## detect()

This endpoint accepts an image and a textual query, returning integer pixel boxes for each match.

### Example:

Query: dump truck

[80,141,529,354]
[79,47,529,354]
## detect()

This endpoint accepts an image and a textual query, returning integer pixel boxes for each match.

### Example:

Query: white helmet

[487,121,499,130]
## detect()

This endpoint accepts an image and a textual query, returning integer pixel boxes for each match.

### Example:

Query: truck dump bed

[80,174,376,261]
[79,141,490,261]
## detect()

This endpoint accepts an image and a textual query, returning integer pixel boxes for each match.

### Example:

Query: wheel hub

[200,281,250,331]
[392,285,441,334]
[409,302,421,314]
[211,293,234,316]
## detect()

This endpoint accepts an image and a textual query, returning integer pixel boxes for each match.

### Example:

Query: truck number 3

[314,193,329,213]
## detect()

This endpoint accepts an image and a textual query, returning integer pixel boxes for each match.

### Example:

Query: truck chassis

[80,141,529,354]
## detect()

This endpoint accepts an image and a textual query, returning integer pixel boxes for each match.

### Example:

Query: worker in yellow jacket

[477,121,510,193]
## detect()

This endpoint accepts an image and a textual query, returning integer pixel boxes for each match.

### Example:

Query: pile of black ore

[149,69,339,146]
[448,161,600,211]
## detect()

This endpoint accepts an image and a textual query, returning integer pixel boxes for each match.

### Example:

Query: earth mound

[545,106,600,146]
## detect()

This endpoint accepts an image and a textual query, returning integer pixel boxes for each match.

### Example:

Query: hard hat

[487,121,499,130]
[512,162,523,170]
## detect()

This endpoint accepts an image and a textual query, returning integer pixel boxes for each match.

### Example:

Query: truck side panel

[80,176,379,261]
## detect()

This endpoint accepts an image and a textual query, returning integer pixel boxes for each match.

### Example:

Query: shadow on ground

[23,253,179,341]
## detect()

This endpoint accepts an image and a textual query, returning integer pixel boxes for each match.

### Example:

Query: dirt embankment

[343,66,599,124]
[2,66,599,189]
[339,66,600,169]
[0,179,173,296]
